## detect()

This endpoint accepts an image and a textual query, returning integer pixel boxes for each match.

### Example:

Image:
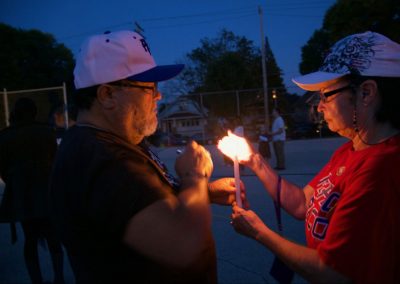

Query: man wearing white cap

[50,30,240,283]
[229,31,400,283]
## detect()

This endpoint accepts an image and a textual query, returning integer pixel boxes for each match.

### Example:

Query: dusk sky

[1,0,337,95]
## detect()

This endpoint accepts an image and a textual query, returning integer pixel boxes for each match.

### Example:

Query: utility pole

[258,6,269,129]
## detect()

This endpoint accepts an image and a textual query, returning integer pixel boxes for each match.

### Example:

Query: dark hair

[272,107,282,114]
[10,97,37,124]
[73,85,99,110]
[53,103,78,121]
[350,75,400,129]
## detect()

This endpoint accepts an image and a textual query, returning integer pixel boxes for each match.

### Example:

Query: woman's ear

[96,85,116,109]
[360,80,378,106]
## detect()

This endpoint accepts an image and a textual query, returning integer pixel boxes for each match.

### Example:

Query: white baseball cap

[292,31,400,91]
[74,30,184,89]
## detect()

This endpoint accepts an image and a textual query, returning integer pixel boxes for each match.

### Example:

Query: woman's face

[317,80,356,139]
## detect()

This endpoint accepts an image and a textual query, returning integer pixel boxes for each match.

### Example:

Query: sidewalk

[0,137,347,283]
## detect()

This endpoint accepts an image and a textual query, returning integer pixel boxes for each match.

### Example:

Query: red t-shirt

[307,134,400,284]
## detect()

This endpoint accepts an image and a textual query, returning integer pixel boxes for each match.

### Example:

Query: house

[158,96,208,138]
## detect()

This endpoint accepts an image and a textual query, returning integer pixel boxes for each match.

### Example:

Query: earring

[353,109,359,132]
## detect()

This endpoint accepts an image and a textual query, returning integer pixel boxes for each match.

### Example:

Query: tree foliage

[0,23,74,90]
[176,29,286,117]
[300,0,400,74]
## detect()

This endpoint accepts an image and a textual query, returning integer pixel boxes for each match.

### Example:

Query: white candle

[234,155,242,207]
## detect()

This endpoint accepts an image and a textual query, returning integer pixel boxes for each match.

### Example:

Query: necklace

[356,130,399,147]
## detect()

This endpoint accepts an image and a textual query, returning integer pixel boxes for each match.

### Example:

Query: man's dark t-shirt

[50,125,217,283]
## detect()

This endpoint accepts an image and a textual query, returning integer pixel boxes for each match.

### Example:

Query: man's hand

[209,178,249,208]
[175,141,213,184]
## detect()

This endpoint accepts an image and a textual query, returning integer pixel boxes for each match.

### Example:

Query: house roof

[158,97,208,119]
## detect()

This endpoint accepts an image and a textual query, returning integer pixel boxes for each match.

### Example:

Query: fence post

[236,90,240,117]
[3,88,9,127]
[62,82,69,129]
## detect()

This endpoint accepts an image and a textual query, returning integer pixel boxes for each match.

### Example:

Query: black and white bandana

[320,33,376,75]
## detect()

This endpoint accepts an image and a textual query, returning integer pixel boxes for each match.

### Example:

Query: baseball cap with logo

[74,30,184,89]
[292,31,400,91]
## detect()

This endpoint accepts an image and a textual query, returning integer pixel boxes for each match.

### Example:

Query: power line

[139,7,256,22]
[57,2,333,43]
[145,13,256,30]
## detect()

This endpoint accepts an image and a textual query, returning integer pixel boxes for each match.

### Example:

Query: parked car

[147,131,188,146]
[290,124,317,139]
[290,123,338,139]
[190,133,218,145]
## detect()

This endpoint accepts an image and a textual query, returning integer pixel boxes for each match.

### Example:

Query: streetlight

[272,89,277,108]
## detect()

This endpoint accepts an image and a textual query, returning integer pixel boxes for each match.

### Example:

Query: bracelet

[181,171,208,180]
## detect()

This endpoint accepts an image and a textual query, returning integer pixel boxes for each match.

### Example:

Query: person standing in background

[258,124,271,161]
[52,104,77,145]
[0,97,65,284]
[270,108,286,170]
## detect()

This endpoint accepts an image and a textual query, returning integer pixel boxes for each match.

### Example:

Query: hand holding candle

[217,131,252,207]
[233,156,241,207]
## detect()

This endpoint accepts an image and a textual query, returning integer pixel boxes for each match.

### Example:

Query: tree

[299,0,400,74]
[0,23,74,90]
[177,29,287,118]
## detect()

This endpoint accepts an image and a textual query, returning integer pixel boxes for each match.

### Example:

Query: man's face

[111,81,161,138]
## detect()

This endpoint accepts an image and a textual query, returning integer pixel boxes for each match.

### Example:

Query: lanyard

[273,175,283,233]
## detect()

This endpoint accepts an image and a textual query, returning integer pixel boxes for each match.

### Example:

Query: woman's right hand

[230,204,267,240]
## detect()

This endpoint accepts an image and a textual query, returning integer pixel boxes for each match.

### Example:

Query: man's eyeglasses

[319,85,353,103]
[108,81,158,98]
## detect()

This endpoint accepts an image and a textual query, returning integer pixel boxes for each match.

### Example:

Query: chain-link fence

[171,88,331,143]
[0,84,68,130]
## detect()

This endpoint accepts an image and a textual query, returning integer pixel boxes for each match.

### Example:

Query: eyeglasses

[108,81,158,98]
[319,85,353,103]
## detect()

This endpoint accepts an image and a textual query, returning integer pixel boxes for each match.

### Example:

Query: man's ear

[96,85,116,109]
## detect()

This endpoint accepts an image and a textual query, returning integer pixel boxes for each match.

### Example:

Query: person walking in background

[232,116,244,137]
[0,97,65,284]
[270,108,286,170]
[49,30,241,284]
[228,31,400,283]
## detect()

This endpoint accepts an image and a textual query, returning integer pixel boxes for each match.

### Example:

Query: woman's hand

[231,204,267,240]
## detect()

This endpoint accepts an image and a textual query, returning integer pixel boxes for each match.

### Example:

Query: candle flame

[217,130,252,161]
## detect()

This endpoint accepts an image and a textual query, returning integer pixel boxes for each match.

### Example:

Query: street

[0,137,347,283]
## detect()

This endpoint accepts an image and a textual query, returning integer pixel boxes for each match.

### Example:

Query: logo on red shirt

[306,173,341,241]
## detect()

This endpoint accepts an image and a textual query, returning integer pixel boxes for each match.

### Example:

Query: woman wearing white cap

[229,31,400,283]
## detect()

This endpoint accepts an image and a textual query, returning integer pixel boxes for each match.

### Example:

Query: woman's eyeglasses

[318,85,353,103]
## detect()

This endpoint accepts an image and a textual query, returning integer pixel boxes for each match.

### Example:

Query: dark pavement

[0,137,347,283]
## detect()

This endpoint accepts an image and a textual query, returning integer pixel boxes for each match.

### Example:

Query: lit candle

[217,131,251,207]
[233,155,242,207]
